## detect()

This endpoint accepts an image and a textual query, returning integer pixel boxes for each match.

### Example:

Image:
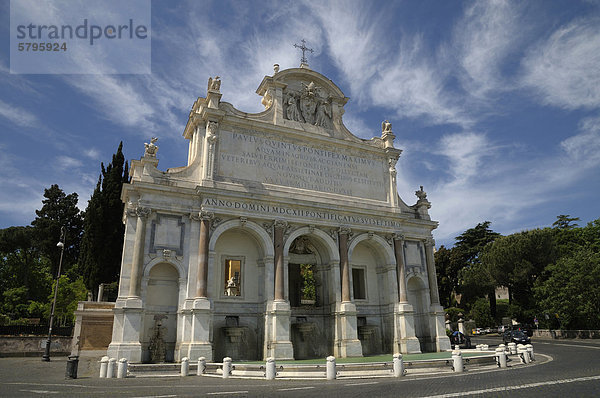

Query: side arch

[347,233,395,265]
[209,219,274,257]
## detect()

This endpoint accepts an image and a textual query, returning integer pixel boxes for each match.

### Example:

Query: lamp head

[57,242,64,248]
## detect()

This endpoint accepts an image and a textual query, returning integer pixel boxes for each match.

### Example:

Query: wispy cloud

[521,17,600,110]
[0,99,39,128]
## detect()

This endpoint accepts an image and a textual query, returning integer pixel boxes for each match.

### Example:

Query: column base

[264,300,294,360]
[107,342,142,363]
[394,302,421,354]
[107,298,144,362]
[334,302,363,358]
[430,304,452,352]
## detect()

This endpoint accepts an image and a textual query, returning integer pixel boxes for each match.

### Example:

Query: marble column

[273,220,286,301]
[338,228,351,302]
[264,220,293,360]
[188,211,214,361]
[129,206,150,297]
[424,237,451,352]
[424,238,440,305]
[393,234,408,303]
[392,233,421,354]
[334,227,362,357]
[196,212,212,298]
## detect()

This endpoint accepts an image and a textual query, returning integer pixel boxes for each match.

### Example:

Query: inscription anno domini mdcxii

[216,128,388,201]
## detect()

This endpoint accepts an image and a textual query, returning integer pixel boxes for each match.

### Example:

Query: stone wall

[0,336,72,357]
[71,301,115,356]
[534,329,600,339]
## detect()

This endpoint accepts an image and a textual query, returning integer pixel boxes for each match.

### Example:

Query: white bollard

[222,357,232,379]
[499,343,506,353]
[266,357,276,380]
[517,345,529,364]
[482,344,489,351]
[495,348,507,368]
[197,357,206,376]
[99,356,109,378]
[526,344,535,361]
[181,357,189,376]
[117,358,128,378]
[326,356,336,380]
[393,353,405,377]
[106,358,117,378]
[508,342,517,355]
[452,350,464,373]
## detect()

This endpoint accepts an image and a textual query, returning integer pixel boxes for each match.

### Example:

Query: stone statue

[382,120,392,133]
[301,96,317,125]
[416,185,427,201]
[273,64,280,73]
[144,137,158,157]
[285,93,301,121]
[208,76,221,92]
[315,100,332,128]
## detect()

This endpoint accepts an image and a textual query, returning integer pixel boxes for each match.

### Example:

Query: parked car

[498,325,507,335]
[450,331,472,348]
[503,330,531,344]
[484,327,492,334]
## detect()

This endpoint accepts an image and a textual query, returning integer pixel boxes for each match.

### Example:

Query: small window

[224,259,241,296]
[352,268,366,300]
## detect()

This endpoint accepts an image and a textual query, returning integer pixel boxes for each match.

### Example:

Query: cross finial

[294,39,314,67]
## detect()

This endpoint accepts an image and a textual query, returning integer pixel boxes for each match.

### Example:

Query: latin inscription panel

[215,128,388,201]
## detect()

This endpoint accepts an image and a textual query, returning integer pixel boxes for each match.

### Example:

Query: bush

[470,298,494,328]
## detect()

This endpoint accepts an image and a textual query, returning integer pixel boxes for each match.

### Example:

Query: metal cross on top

[294,39,314,65]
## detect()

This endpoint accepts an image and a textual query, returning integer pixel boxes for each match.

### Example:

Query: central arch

[283,227,339,359]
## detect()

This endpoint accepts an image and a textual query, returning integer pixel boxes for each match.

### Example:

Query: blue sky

[1,0,599,247]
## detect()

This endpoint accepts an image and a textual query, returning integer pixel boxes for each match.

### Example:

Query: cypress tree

[80,142,129,295]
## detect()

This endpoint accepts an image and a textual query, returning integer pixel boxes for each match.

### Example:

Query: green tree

[31,185,84,275]
[552,214,580,230]
[439,222,500,313]
[470,297,494,328]
[80,142,129,294]
[46,275,88,326]
[481,228,556,319]
[534,248,600,329]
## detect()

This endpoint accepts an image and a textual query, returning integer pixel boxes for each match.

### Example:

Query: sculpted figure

[382,120,392,133]
[144,137,158,157]
[207,76,221,92]
[285,93,301,121]
[315,100,332,128]
[301,96,317,125]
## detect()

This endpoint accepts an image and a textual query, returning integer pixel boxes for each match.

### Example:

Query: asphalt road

[1,336,599,397]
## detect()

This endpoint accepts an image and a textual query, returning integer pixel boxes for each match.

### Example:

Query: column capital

[273,219,288,230]
[392,232,405,241]
[423,237,435,247]
[189,212,201,222]
[199,211,214,221]
[136,206,151,218]
[338,226,352,236]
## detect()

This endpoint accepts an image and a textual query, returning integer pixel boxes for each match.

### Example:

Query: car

[503,329,531,344]
[450,331,472,348]
[484,327,492,334]
[498,325,507,335]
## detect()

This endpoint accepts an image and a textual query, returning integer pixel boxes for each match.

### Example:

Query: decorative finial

[273,63,280,73]
[382,120,392,134]
[207,76,221,92]
[294,39,314,68]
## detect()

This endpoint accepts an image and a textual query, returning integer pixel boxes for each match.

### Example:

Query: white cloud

[0,99,39,128]
[560,116,600,169]
[454,0,524,98]
[521,17,600,110]
[56,155,84,169]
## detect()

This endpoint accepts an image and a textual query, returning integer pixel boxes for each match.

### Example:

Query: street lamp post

[42,226,66,362]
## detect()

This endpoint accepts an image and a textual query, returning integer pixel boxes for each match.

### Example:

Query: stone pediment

[254,67,373,145]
